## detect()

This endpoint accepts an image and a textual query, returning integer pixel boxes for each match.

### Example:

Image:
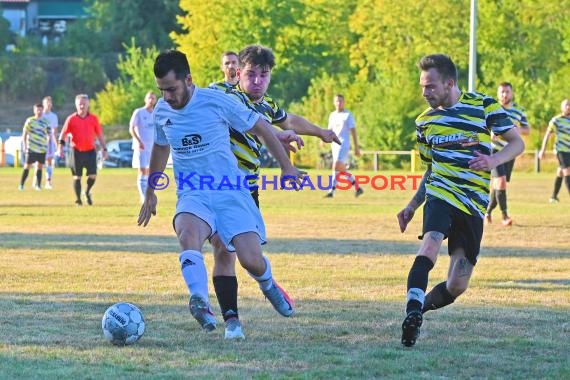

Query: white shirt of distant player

[328,109,355,148]
[43,111,58,130]
[43,111,58,141]
[153,86,260,196]
[130,107,155,151]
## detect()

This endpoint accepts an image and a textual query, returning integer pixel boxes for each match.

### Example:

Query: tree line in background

[1,0,568,168]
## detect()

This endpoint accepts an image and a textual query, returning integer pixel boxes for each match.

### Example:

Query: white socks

[248,255,273,291]
[179,250,209,301]
[138,174,148,201]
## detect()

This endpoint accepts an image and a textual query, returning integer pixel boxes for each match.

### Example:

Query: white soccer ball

[101,302,145,346]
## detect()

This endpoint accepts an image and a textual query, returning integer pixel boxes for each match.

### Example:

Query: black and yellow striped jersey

[493,102,529,150]
[416,92,515,218]
[548,114,570,153]
[22,116,51,153]
[210,82,287,186]
[208,81,236,92]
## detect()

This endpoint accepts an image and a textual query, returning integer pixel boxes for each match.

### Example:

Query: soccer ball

[101,302,145,346]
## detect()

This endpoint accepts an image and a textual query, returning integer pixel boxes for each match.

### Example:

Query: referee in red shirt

[57,94,107,206]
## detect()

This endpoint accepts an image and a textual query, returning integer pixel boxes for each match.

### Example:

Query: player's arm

[538,126,554,160]
[469,128,525,171]
[518,123,530,136]
[249,118,306,187]
[129,112,144,150]
[274,129,304,153]
[96,133,108,160]
[57,118,70,157]
[277,113,340,144]
[21,124,29,153]
[397,165,431,233]
[351,127,361,156]
[138,143,170,227]
[518,114,531,136]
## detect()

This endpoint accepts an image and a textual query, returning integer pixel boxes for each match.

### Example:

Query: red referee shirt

[61,113,103,152]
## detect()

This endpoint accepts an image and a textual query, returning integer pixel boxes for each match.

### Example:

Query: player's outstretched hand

[137,193,157,227]
[321,129,341,145]
[468,150,496,171]
[397,206,415,233]
[280,166,308,191]
[276,130,305,153]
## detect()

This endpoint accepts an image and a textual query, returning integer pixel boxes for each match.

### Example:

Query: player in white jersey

[325,94,363,198]
[42,96,58,189]
[138,50,305,334]
[129,91,157,203]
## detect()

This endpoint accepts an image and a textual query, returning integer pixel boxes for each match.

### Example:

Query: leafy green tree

[341,0,469,157]
[475,0,570,147]
[0,5,13,58]
[173,0,356,104]
[167,0,570,167]
[91,41,159,130]
[61,0,182,55]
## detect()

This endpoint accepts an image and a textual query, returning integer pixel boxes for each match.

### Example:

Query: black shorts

[70,149,97,176]
[491,158,515,181]
[26,151,46,165]
[557,152,570,169]
[421,197,483,265]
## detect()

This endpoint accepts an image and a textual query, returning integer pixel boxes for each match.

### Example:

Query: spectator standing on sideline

[129,91,157,203]
[19,103,50,191]
[42,96,58,189]
[138,50,305,334]
[397,54,524,347]
[325,94,363,198]
[539,99,570,201]
[484,82,530,226]
[57,94,107,206]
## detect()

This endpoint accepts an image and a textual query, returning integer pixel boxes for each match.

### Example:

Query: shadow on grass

[0,292,569,380]
[0,232,568,258]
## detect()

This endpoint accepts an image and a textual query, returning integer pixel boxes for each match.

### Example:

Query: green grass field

[0,167,568,379]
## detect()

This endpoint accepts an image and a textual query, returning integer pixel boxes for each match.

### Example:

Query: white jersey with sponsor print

[153,86,260,197]
[130,106,155,151]
[328,109,355,149]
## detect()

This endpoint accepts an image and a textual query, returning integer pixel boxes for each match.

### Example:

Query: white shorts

[132,150,151,169]
[332,143,350,164]
[173,189,266,251]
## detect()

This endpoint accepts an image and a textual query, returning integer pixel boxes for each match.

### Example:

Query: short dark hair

[154,50,190,80]
[238,45,275,70]
[498,81,512,89]
[221,51,238,59]
[334,94,344,99]
[418,54,458,82]
[34,103,43,109]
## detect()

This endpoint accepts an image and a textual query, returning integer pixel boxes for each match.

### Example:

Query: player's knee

[418,234,443,259]
[175,228,200,250]
[494,177,507,189]
[446,280,468,297]
[236,251,264,274]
